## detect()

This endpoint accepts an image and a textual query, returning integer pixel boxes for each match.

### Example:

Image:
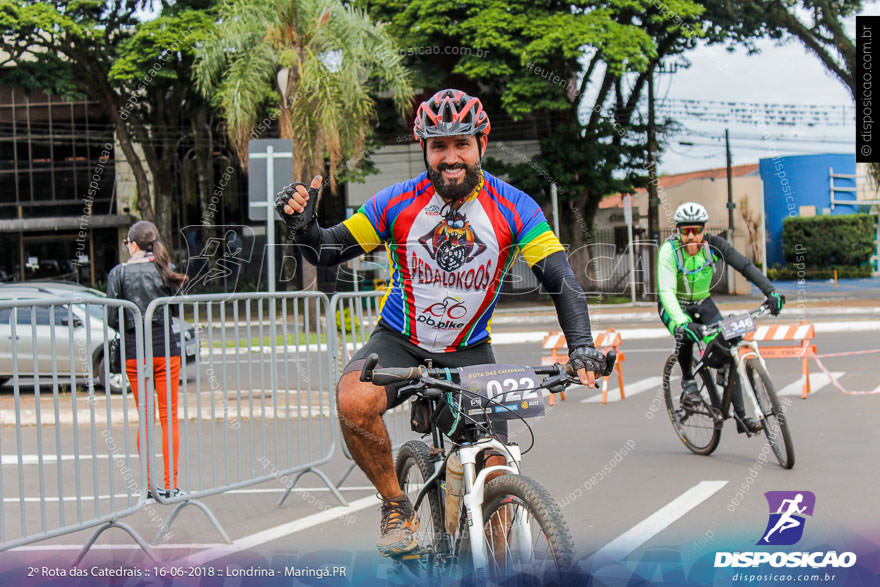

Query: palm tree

[195,0,412,188]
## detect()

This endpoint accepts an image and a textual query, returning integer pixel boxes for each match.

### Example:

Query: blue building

[758,153,866,268]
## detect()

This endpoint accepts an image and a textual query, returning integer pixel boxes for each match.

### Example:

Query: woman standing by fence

[107,220,189,499]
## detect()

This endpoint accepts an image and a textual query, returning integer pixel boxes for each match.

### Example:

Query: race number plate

[458,364,545,421]
[719,313,756,340]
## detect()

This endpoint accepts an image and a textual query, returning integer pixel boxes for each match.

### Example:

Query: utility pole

[725,128,736,293]
[725,128,735,242]
[647,64,660,297]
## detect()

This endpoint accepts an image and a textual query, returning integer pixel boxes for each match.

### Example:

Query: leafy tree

[195,0,413,187]
[109,2,223,245]
[0,0,217,247]
[362,0,706,286]
[712,0,859,99]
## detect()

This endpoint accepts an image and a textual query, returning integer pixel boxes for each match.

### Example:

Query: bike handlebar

[701,305,771,337]
[359,349,618,390]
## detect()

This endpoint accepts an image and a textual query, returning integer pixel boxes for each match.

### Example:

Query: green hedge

[768,265,873,281]
[782,214,875,266]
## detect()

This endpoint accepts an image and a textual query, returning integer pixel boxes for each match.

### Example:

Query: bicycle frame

[694,333,767,426]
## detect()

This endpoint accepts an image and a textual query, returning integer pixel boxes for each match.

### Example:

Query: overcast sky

[655,8,868,175]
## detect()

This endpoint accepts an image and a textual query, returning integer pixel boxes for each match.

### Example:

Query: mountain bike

[359,351,616,581]
[662,305,794,469]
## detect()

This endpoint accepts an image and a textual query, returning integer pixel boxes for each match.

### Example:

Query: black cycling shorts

[342,321,497,410]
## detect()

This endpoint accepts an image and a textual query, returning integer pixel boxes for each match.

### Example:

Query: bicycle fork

[458,439,523,579]
[731,342,766,425]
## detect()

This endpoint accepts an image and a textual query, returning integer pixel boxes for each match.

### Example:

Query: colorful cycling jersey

[342,170,564,352]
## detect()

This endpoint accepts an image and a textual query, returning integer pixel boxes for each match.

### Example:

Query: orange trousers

[126,356,180,490]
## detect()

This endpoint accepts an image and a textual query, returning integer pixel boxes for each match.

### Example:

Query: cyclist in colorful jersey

[275,89,609,556]
[657,202,785,433]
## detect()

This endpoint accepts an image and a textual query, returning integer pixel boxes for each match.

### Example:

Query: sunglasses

[678,226,704,236]
[123,238,132,246]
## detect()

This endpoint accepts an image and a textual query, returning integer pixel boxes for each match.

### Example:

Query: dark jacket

[106,259,179,356]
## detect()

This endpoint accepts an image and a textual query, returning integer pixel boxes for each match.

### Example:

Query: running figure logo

[758,491,816,546]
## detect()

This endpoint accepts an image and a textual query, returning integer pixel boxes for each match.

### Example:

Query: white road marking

[777,371,844,396]
[585,480,728,563]
[171,494,381,567]
[498,320,880,346]
[2,486,375,504]
[579,376,664,403]
[12,542,229,551]
[2,453,142,465]
[813,320,880,333]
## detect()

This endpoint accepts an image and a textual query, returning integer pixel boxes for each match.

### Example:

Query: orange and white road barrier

[745,323,816,399]
[541,330,626,405]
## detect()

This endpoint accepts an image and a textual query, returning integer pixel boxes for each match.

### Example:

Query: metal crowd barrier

[142,291,342,541]
[0,297,153,561]
[329,291,419,489]
[0,288,409,558]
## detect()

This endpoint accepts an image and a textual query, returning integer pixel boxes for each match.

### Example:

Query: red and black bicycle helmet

[413,89,491,141]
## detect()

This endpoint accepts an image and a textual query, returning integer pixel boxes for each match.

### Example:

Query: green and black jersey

[657,233,774,331]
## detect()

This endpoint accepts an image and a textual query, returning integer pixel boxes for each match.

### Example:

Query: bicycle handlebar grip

[371,367,422,386]
[603,349,617,377]
[359,353,380,383]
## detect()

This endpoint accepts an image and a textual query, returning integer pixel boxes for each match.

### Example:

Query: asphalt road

[0,313,878,586]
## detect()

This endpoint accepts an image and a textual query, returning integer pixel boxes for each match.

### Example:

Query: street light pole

[647,65,660,297]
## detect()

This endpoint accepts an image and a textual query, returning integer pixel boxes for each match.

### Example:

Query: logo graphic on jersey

[418,209,486,272]
[423,296,467,319]
[758,491,815,546]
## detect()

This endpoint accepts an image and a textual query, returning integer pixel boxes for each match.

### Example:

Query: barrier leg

[801,351,811,399]
[601,375,609,405]
[74,520,159,566]
[335,462,358,489]
[153,499,232,545]
[617,362,625,400]
[278,467,347,507]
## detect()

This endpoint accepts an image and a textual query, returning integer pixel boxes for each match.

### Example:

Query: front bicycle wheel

[395,441,447,564]
[745,359,795,469]
[662,353,722,455]
[474,474,574,579]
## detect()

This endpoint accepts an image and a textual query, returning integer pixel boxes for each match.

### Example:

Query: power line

[656,98,854,127]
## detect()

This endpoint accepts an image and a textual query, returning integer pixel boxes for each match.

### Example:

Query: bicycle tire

[745,359,795,469]
[470,474,574,579]
[395,441,447,563]
[662,353,722,456]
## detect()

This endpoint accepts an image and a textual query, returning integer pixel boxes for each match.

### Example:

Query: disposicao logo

[714,490,857,569]
[758,490,815,546]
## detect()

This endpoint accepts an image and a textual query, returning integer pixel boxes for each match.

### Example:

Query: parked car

[0,282,199,393]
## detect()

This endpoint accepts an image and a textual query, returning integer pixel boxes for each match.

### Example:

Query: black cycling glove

[765,292,785,316]
[569,346,606,374]
[274,182,319,232]
[675,321,704,343]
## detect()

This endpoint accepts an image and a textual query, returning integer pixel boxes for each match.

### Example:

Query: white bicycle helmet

[673,202,709,225]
